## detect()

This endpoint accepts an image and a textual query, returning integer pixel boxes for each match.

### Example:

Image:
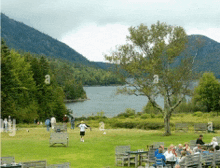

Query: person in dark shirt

[196,135,205,145]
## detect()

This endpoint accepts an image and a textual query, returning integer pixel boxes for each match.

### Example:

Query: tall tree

[193,72,220,113]
[1,39,19,119]
[105,21,196,135]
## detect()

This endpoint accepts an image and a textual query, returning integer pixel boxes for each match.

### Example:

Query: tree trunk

[164,111,171,136]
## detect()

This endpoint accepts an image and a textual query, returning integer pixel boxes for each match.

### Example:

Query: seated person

[193,144,202,154]
[154,148,166,167]
[196,135,205,145]
[209,147,215,154]
[176,144,183,156]
[210,137,218,148]
[155,145,164,157]
[164,145,177,161]
[175,151,187,168]
[184,143,193,155]
[201,146,209,154]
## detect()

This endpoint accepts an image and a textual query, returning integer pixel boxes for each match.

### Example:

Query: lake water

[66,86,165,117]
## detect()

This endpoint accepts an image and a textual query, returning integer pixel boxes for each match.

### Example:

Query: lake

[66,86,166,117]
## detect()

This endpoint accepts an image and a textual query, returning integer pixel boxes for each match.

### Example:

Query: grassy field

[1,127,220,168]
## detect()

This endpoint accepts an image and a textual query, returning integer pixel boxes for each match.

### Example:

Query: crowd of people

[154,135,220,168]
[44,115,91,142]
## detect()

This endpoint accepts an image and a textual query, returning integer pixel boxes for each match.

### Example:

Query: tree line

[1,39,124,123]
[1,39,68,123]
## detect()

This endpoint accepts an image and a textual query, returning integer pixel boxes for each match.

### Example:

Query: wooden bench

[1,156,15,165]
[185,153,201,168]
[54,124,67,133]
[175,123,188,132]
[47,162,70,168]
[194,123,207,133]
[21,160,47,168]
[49,132,68,147]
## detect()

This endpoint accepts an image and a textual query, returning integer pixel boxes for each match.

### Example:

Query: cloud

[1,0,220,61]
[2,0,220,40]
[61,23,129,62]
[186,28,220,43]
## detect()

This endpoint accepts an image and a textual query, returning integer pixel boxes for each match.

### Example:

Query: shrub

[157,114,163,118]
[140,114,151,119]
[142,101,160,114]
[117,108,136,118]
[150,113,156,118]
[192,111,203,117]
[209,111,217,117]
[129,116,135,119]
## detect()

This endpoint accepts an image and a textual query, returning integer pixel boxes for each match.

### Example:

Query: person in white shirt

[164,145,177,161]
[51,116,56,129]
[78,121,87,142]
[210,137,218,148]
[3,118,8,132]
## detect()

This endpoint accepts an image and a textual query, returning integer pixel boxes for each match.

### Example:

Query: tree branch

[170,96,185,113]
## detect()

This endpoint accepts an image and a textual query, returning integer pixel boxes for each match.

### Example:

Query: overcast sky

[1,0,220,62]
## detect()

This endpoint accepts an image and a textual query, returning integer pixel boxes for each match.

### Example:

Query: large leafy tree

[105,21,195,135]
[193,72,220,114]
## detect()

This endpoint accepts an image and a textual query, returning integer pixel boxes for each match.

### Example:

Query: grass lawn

[1,127,220,168]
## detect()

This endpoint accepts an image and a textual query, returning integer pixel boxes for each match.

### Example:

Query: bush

[140,114,151,119]
[142,101,160,114]
[150,113,156,118]
[209,111,217,117]
[192,111,203,117]
[117,108,136,118]
[157,114,163,118]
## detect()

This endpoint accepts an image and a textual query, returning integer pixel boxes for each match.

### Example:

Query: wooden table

[126,151,148,167]
[166,160,176,168]
[0,164,22,168]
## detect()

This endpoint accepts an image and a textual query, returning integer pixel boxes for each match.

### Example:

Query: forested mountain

[1,13,99,68]
[183,35,220,78]
[1,13,220,77]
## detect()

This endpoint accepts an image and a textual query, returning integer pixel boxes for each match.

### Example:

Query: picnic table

[126,151,148,167]
[0,164,22,168]
[165,160,176,168]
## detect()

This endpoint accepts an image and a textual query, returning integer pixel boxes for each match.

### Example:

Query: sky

[1,0,220,62]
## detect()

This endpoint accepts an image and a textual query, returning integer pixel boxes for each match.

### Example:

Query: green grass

[1,127,220,168]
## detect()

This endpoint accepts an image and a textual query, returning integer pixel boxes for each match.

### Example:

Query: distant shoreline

[64,98,90,103]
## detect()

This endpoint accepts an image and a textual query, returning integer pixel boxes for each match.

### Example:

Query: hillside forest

[1,39,124,123]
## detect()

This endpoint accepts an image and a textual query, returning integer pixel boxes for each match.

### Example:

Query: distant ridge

[1,13,220,77]
[1,13,99,68]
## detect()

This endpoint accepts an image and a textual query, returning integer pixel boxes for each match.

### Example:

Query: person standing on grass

[3,118,8,132]
[51,116,56,129]
[45,118,51,131]
[70,117,75,129]
[78,121,87,142]
[63,115,68,123]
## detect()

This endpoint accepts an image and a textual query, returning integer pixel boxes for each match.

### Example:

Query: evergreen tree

[1,39,19,119]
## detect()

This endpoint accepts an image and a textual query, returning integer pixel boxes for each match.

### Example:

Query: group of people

[44,115,76,131]
[44,115,91,143]
[154,135,219,168]
[2,116,12,132]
